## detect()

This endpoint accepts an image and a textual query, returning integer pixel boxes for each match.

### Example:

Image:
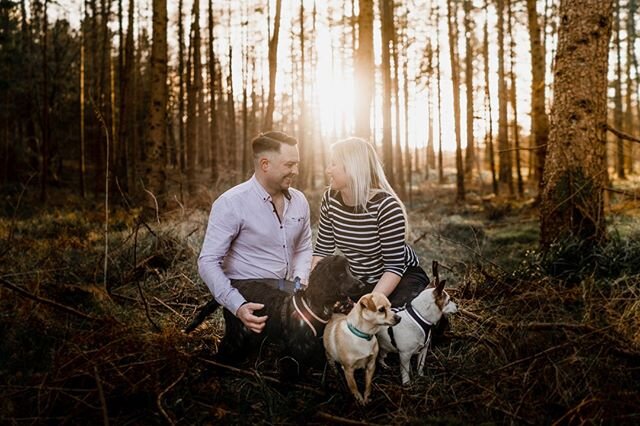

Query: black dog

[185,255,364,374]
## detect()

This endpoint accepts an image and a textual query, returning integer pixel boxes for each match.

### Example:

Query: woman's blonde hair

[330,137,409,236]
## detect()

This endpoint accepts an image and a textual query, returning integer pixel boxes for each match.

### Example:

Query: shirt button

[280,225,283,229]
[282,245,285,248]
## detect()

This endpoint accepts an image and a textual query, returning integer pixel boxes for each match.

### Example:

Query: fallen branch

[137,276,161,332]
[604,187,640,199]
[497,144,547,153]
[93,366,110,426]
[606,124,640,144]
[157,371,185,426]
[0,278,100,322]
[197,357,324,396]
[315,411,380,425]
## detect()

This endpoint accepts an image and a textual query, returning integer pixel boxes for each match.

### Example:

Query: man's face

[264,144,300,190]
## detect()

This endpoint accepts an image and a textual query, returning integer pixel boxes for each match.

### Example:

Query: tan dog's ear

[359,294,376,312]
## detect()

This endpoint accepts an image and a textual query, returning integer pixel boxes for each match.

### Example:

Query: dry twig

[0,278,100,322]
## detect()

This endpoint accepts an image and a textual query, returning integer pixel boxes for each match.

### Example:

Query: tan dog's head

[355,292,401,328]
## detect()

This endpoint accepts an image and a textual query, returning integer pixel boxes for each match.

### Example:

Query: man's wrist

[235,301,249,316]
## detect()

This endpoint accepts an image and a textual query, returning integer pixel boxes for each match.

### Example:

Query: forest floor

[1,172,639,425]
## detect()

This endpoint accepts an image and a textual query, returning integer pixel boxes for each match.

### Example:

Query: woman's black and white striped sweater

[313,190,419,284]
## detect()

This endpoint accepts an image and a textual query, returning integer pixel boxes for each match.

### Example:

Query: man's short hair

[252,131,298,157]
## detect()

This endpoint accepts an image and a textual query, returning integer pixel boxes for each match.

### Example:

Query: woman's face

[326,156,350,192]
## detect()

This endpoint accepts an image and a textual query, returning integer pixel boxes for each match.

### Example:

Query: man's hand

[236,302,268,333]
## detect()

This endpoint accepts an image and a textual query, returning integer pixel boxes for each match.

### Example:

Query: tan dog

[323,292,401,405]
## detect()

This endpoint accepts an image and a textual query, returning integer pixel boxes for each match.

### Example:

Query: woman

[311,137,429,306]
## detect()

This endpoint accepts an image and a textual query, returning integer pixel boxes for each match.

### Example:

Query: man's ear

[258,156,270,172]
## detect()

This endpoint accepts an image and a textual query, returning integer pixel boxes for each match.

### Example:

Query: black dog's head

[307,255,364,302]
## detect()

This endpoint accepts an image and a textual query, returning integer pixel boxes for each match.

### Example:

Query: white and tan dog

[376,262,458,384]
[323,292,401,405]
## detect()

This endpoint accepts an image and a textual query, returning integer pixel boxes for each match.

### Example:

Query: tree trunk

[116,0,135,193]
[403,38,411,198]
[497,0,513,194]
[613,0,625,179]
[540,0,614,248]
[380,0,394,185]
[186,8,196,193]
[354,0,374,139]
[263,0,282,131]
[436,3,444,184]
[40,0,49,202]
[447,0,465,201]
[298,0,309,189]
[484,0,498,194]
[207,0,217,183]
[526,0,550,196]
[192,0,205,168]
[508,0,523,197]
[463,0,475,178]
[391,12,405,197]
[178,0,186,174]
[625,0,636,174]
[227,45,237,173]
[145,0,167,205]
[80,0,86,197]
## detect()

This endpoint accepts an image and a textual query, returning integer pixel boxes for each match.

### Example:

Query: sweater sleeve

[312,191,336,257]
[377,196,408,277]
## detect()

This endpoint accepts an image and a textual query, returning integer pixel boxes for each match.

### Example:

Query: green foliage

[516,234,640,282]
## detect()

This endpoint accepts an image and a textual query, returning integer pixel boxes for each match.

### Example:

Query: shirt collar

[250,174,292,203]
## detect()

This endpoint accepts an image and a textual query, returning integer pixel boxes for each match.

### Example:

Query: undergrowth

[1,187,639,424]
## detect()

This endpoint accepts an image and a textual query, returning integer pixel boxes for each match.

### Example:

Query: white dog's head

[411,275,457,324]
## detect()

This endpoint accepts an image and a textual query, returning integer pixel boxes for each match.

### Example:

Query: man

[198,131,312,334]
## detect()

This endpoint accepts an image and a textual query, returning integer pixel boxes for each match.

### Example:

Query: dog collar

[291,293,328,337]
[347,322,373,341]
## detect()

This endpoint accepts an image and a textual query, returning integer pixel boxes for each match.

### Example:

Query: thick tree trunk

[526,0,550,195]
[354,0,374,139]
[263,0,282,131]
[540,0,614,248]
[447,0,465,201]
[145,0,168,205]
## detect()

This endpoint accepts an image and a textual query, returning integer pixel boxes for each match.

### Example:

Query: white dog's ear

[435,277,446,295]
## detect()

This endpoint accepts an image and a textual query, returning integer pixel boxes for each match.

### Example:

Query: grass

[1,182,639,424]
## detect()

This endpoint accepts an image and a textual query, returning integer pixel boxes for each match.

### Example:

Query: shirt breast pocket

[285,215,306,234]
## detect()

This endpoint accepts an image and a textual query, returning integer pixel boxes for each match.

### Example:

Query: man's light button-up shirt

[197,175,312,314]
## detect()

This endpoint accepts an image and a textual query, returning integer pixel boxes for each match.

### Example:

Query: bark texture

[540,0,614,247]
